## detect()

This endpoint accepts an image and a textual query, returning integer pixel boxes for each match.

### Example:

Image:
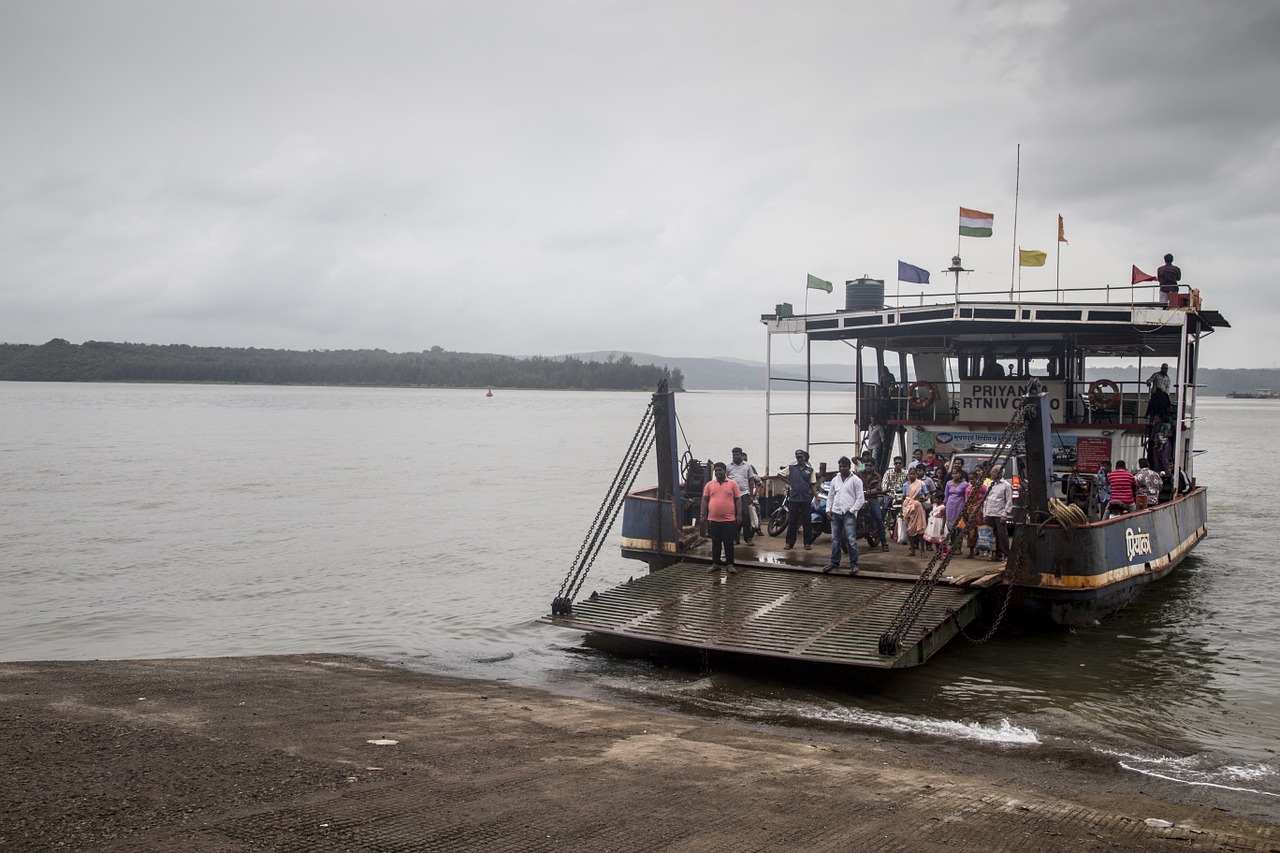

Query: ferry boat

[1225,389,1278,399]
[547,277,1229,670]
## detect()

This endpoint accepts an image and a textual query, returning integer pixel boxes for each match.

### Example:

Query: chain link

[879,404,1030,655]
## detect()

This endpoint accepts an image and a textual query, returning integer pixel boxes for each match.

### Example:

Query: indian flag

[959,206,994,238]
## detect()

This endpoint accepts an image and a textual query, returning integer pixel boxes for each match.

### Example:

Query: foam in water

[809,706,1040,745]
[597,676,1039,745]
[1096,748,1280,798]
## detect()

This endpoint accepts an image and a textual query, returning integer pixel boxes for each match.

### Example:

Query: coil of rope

[1047,498,1088,530]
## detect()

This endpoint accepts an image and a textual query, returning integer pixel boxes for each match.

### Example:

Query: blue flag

[897,260,930,284]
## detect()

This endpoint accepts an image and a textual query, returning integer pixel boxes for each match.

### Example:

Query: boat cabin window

[959,352,1064,380]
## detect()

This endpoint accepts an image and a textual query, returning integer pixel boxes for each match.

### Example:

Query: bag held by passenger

[976,524,995,553]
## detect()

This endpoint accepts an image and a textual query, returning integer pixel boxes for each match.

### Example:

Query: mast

[1010,143,1021,298]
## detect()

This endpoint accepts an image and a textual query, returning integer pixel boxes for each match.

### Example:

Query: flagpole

[1010,143,1020,300]
[1055,228,1061,303]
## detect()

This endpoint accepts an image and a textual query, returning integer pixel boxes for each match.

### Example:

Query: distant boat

[1226,389,1278,399]
[486,388,493,397]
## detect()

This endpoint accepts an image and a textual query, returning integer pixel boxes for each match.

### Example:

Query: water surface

[2,383,1276,813]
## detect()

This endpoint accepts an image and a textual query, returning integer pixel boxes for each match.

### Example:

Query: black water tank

[845,278,885,311]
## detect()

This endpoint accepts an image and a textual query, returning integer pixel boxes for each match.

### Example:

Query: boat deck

[548,537,1002,669]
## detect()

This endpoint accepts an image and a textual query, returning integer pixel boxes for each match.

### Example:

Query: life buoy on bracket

[907,380,938,410]
[1088,379,1120,409]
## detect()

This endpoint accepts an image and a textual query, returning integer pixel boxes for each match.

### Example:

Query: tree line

[0,339,685,391]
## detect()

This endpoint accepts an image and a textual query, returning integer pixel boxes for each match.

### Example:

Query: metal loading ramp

[547,562,985,669]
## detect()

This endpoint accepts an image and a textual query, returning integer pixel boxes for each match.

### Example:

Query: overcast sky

[1,0,1274,367]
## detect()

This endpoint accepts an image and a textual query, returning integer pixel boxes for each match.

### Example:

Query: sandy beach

[2,654,1277,851]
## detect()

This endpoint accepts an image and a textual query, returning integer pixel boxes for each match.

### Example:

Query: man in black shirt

[1157,253,1181,304]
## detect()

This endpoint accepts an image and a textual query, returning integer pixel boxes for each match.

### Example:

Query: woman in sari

[964,464,989,558]
[901,466,928,556]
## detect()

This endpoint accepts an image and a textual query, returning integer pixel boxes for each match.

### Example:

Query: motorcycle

[767,485,829,539]
[768,483,880,546]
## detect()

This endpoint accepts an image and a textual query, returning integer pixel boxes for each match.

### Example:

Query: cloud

[0,0,1271,365]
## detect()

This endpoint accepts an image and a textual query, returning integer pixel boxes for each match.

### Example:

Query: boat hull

[1011,486,1207,626]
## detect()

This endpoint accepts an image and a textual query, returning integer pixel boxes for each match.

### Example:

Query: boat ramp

[550,540,999,669]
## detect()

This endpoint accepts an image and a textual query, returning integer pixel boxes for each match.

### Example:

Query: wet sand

[2,654,1277,852]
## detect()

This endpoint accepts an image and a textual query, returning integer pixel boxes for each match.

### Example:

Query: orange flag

[1058,214,1068,244]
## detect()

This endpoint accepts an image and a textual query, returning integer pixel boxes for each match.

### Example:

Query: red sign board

[1075,436,1112,471]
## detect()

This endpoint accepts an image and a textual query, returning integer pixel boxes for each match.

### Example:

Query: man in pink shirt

[701,462,741,573]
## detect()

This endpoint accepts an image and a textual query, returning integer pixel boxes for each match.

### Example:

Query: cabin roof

[762,301,1230,359]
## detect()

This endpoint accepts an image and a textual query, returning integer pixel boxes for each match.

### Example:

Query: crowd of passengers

[778,447,1018,568]
[695,440,1175,575]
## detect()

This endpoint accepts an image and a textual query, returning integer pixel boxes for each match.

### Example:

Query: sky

[2,0,1275,367]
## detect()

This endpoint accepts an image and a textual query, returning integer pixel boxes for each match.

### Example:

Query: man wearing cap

[726,447,761,546]
[785,449,818,550]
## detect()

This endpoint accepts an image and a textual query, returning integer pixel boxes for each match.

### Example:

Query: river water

[3,382,1277,813]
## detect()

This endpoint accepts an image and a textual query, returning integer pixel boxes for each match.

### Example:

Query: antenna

[946,255,971,299]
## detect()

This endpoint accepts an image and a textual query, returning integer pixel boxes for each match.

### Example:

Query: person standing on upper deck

[700,462,740,572]
[825,456,865,574]
[726,447,761,546]
[784,450,818,551]
[982,465,1014,563]
[1157,254,1181,304]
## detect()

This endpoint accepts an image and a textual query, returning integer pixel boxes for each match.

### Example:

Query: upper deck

[762,297,1229,359]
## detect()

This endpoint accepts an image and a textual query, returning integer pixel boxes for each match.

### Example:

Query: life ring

[907,380,937,410]
[1088,379,1120,409]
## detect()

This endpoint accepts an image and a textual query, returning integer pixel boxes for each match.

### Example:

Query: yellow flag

[1019,249,1047,267]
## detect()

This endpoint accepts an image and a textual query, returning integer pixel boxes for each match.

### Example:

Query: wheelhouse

[761,281,1229,504]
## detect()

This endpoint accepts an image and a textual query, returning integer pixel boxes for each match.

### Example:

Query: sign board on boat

[958,379,1066,418]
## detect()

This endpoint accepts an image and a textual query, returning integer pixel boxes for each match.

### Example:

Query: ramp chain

[551,402,655,616]
[878,405,1029,656]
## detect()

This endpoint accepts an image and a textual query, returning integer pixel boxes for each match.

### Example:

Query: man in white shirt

[863,415,885,463]
[726,447,762,545]
[1145,363,1174,420]
[825,456,865,574]
[982,464,1014,562]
